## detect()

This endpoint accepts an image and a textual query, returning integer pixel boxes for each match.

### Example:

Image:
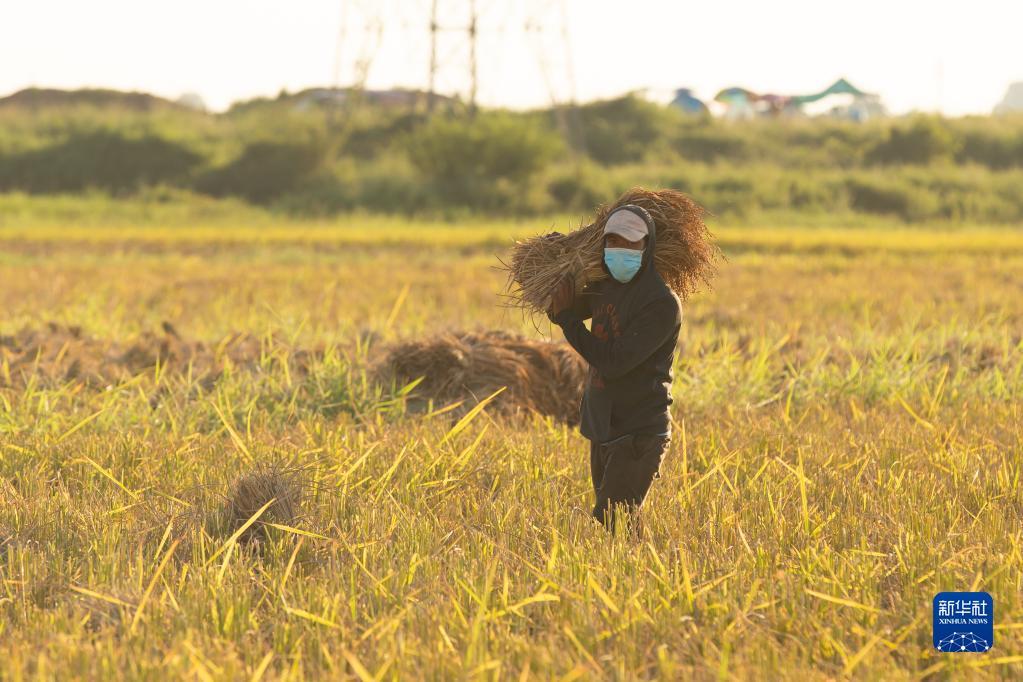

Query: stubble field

[1,207,1022,680]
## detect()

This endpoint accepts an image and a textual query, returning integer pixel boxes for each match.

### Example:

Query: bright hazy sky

[3,0,1021,116]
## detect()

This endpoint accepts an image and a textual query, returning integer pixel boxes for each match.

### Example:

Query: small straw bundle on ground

[503,187,721,313]
[377,331,587,424]
[220,463,306,545]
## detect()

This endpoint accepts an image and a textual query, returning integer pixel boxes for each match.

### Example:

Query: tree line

[1,92,1022,222]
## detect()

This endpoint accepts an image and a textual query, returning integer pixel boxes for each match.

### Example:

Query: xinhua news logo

[933,592,993,653]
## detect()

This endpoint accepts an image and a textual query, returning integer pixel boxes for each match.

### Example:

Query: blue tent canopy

[670,88,708,114]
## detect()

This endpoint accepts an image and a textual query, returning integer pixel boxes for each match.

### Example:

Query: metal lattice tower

[333,0,385,96]
[525,0,584,153]
[426,0,483,112]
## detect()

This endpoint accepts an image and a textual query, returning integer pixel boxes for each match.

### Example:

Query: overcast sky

[3,0,1021,115]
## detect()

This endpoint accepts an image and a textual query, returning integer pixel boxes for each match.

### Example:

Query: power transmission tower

[428,0,438,111]
[329,1,384,150]
[525,0,585,154]
[426,0,483,113]
[333,0,384,98]
[468,0,478,112]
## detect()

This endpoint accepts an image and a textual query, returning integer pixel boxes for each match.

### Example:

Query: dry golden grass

[0,209,1021,679]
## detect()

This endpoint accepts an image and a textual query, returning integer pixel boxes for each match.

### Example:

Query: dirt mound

[377,331,587,424]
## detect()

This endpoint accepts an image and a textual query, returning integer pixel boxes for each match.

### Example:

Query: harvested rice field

[1,208,1023,679]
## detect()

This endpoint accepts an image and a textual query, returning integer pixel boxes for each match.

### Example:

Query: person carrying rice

[504,188,719,534]
[544,204,681,534]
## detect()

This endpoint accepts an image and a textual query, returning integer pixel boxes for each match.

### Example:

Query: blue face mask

[604,247,643,283]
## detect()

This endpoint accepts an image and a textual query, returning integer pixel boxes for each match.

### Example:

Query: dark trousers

[590,433,669,533]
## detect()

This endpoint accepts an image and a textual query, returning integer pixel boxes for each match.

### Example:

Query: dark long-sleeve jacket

[551,207,682,443]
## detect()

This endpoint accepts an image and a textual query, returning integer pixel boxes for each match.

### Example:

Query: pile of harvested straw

[503,187,721,313]
[377,330,587,424]
[0,322,317,390]
[221,463,306,545]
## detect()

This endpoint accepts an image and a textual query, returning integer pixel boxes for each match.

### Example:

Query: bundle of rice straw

[503,187,721,313]
[377,330,587,424]
[221,463,306,545]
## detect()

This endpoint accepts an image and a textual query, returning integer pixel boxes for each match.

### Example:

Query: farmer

[546,205,681,534]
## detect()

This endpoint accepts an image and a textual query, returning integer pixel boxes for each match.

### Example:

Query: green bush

[351,156,434,214]
[867,116,957,165]
[545,162,616,211]
[275,156,439,216]
[778,121,876,168]
[575,96,675,165]
[909,169,1023,222]
[786,176,845,211]
[405,112,561,211]
[343,112,425,159]
[992,175,1023,221]
[846,177,938,220]
[700,177,757,217]
[672,125,750,163]
[0,131,201,194]
[196,141,324,203]
[957,130,1023,169]
[272,171,354,216]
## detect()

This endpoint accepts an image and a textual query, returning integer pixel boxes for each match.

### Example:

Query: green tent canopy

[791,78,871,105]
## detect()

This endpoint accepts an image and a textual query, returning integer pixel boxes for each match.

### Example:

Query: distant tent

[670,88,708,114]
[712,87,762,119]
[711,79,882,120]
[714,87,760,104]
[176,93,207,112]
[994,82,1023,114]
[713,87,794,116]
[791,78,870,105]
